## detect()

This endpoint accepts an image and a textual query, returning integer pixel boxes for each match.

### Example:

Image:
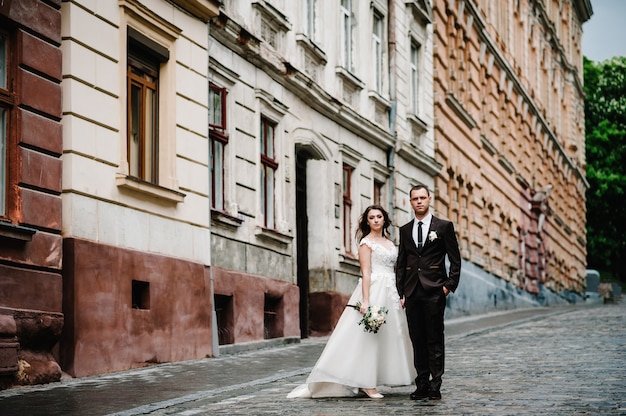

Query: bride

[287,205,416,399]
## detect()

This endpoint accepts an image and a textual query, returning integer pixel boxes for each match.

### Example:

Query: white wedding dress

[287,238,416,398]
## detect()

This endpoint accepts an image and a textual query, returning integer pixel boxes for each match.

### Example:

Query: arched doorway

[295,137,329,338]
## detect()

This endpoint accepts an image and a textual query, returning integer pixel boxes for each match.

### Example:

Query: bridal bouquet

[347,302,389,334]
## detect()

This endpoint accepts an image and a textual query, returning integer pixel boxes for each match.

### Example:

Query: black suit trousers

[405,291,446,391]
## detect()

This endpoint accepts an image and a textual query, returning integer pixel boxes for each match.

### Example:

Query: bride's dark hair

[355,204,391,242]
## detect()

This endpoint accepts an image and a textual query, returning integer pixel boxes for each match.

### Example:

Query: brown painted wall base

[60,238,213,378]
[309,291,350,337]
[212,268,300,344]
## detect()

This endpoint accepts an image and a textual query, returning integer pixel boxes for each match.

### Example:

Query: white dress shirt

[412,212,432,247]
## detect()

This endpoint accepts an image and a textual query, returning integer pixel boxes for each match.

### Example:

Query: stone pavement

[1,302,624,416]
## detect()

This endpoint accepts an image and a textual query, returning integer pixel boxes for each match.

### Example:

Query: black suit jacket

[396,216,461,298]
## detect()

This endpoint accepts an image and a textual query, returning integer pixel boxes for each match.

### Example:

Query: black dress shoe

[428,390,442,400]
[410,389,429,400]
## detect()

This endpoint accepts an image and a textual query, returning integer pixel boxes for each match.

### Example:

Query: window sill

[445,93,477,129]
[339,253,360,270]
[0,222,37,242]
[252,0,292,32]
[255,226,293,247]
[480,134,497,156]
[406,0,433,24]
[335,66,365,90]
[407,113,428,135]
[368,90,391,110]
[498,155,515,175]
[211,209,243,229]
[116,175,186,203]
[295,33,327,64]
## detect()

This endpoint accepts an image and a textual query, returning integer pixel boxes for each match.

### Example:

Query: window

[117,7,183,202]
[374,180,383,206]
[340,0,353,71]
[131,280,150,310]
[0,33,6,89]
[305,0,317,40]
[0,32,10,217]
[410,41,421,114]
[126,27,169,185]
[0,106,6,219]
[342,163,353,252]
[209,83,228,211]
[372,12,383,93]
[0,108,5,217]
[260,117,278,229]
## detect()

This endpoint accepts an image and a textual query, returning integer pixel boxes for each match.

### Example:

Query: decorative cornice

[171,0,220,23]
[572,0,593,23]
[530,0,586,96]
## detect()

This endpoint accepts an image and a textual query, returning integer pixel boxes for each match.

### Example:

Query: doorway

[296,150,310,338]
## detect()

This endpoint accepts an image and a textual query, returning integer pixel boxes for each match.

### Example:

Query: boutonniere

[428,231,438,242]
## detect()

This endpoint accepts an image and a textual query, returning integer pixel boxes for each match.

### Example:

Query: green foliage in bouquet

[347,302,389,334]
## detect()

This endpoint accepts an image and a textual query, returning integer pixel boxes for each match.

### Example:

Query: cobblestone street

[1,302,624,415]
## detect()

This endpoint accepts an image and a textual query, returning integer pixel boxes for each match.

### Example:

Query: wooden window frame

[210,83,228,211]
[340,0,353,71]
[372,11,383,93]
[342,163,353,253]
[0,29,14,219]
[305,0,317,40]
[260,117,278,230]
[410,40,421,115]
[127,43,160,184]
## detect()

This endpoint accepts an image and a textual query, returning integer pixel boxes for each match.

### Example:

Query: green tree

[583,56,626,284]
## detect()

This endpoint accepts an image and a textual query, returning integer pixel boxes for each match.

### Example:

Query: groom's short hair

[410,184,430,196]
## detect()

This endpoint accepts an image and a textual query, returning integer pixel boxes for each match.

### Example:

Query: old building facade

[58,0,220,378]
[208,0,437,342]
[1,0,223,388]
[0,0,64,388]
[0,0,593,389]
[432,0,591,315]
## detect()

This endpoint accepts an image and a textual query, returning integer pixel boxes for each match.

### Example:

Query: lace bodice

[359,238,397,277]
[359,237,400,308]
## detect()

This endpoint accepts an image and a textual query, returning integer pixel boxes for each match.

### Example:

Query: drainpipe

[207,21,220,357]
[387,0,397,231]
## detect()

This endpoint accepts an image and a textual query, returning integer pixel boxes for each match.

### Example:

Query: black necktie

[417,221,423,249]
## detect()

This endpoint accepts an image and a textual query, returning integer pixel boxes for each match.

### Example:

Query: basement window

[264,294,283,339]
[214,294,234,345]
[132,280,150,309]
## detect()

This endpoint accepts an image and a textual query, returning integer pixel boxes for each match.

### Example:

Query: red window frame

[0,28,15,219]
[260,117,278,229]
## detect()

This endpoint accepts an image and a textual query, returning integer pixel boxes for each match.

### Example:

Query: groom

[396,184,461,400]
